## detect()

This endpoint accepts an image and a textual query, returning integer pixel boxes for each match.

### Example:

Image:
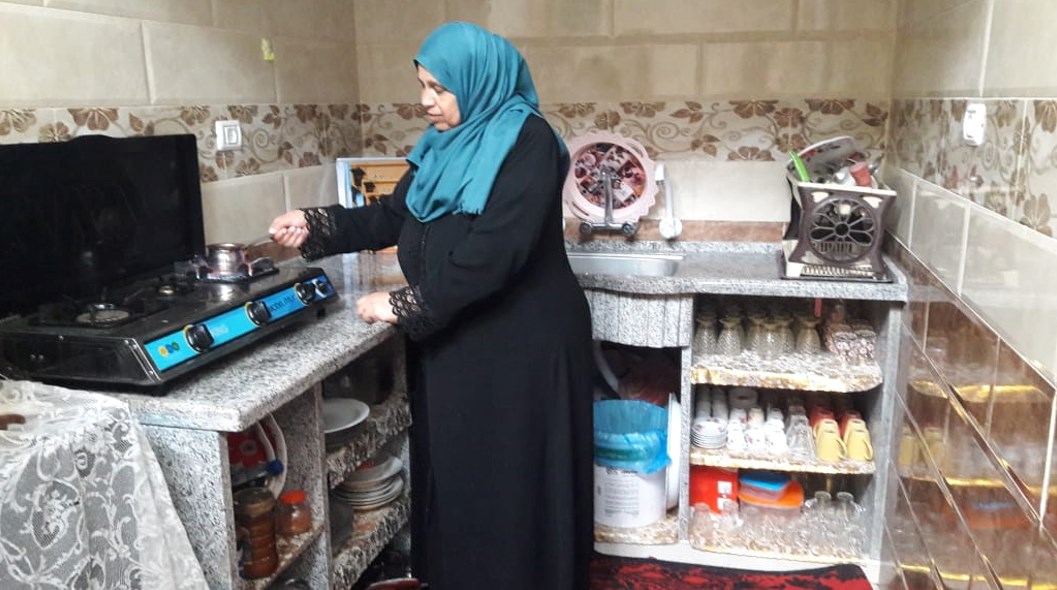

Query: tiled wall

[351,0,896,236]
[884,1,1057,587]
[0,0,360,244]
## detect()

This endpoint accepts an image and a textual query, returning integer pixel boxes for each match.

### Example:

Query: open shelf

[241,525,325,590]
[691,352,881,393]
[689,517,867,565]
[594,513,679,545]
[325,390,411,489]
[330,492,411,589]
[690,447,876,475]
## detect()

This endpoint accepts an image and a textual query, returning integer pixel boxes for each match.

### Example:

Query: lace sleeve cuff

[299,207,339,261]
[389,285,444,341]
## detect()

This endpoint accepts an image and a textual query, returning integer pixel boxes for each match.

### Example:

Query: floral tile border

[355,98,890,164]
[1021,100,1057,238]
[890,97,1057,240]
[0,108,53,144]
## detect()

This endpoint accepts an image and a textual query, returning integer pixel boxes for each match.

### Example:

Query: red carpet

[590,554,873,590]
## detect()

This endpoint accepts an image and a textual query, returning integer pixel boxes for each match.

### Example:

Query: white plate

[322,398,370,434]
[340,456,403,488]
[666,393,681,510]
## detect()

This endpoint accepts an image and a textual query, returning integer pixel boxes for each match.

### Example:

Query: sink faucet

[579,167,638,237]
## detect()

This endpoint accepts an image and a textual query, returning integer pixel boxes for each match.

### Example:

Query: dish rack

[781,172,896,283]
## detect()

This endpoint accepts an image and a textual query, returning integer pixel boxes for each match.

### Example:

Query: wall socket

[963,102,986,147]
[215,120,242,151]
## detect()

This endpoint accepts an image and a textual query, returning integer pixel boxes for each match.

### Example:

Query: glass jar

[277,489,313,536]
[233,487,278,579]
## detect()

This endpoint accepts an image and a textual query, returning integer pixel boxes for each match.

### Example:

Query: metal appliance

[0,134,336,389]
[781,137,895,282]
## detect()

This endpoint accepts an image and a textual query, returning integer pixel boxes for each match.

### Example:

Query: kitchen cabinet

[89,252,412,589]
[571,241,907,578]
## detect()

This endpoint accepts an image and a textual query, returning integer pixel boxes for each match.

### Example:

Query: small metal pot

[204,242,253,276]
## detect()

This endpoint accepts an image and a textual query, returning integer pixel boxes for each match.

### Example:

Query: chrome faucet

[579,167,638,237]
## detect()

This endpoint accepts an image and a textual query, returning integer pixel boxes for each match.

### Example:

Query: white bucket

[593,463,666,528]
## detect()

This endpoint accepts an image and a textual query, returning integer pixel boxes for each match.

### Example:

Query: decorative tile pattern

[355,99,889,163]
[0,108,51,144]
[1021,100,1057,237]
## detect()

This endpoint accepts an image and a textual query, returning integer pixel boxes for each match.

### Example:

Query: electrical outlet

[215,120,242,151]
[963,102,986,147]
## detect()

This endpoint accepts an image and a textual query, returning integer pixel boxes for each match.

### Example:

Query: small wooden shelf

[594,513,679,546]
[691,352,882,393]
[241,525,324,590]
[330,492,411,589]
[326,390,411,489]
[690,447,876,475]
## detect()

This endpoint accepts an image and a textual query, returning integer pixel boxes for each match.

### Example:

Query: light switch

[215,120,242,151]
[963,102,986,147]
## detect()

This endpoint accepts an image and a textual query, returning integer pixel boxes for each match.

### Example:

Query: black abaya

[308,115,594,590]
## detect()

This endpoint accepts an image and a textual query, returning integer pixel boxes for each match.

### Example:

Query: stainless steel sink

[566,252,683,277]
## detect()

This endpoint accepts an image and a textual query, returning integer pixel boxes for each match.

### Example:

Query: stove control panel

[145,274,335,372]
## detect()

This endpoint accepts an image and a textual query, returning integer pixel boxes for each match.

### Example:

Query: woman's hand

[356,291,398,324]
[268,210,310,248]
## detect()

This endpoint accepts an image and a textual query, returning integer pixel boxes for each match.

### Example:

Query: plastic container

[594,463,666,528]
[233,487,278,579]
[738,470,791,502]
[277,489,313,536]
[689,465,738,514]
[738,480,804,522]
[593,400,670,474]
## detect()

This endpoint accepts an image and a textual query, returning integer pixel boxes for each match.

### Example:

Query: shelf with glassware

[689,297,881,393]
[595,513,680,545]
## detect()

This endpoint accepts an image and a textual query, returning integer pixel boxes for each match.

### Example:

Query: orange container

[689,465,738,513]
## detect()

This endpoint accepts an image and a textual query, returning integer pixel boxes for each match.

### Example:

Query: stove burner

[75,303,132,325]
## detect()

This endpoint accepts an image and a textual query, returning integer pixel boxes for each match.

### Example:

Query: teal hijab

[405,22,567,222]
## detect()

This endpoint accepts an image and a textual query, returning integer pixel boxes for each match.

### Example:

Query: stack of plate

[332,456,404,511]
[323,398,370,450]
[691,417,727,449]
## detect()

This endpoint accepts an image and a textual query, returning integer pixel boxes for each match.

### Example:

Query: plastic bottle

[277,489,313,536]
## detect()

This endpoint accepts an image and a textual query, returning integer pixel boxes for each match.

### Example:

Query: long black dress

[303,115,594,590]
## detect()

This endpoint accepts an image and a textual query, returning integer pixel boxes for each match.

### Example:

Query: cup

[840,416,866,438]
[815,428,846,462]
[844,427,874,461]
[809,407,835,428]
[813,418,840,438]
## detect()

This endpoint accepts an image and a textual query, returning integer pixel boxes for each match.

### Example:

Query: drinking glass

[693,317,718,357]
[716,317,743,356]
[795,318,821,355]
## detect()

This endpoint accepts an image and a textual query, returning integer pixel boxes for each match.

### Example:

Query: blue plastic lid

[738,470,790,491]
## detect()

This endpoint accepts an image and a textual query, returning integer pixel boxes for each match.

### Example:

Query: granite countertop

[93,241,906,432]
[566,240,909,302]
[102,252,408,432]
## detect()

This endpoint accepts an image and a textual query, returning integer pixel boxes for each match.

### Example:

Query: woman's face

[417,65,461,131]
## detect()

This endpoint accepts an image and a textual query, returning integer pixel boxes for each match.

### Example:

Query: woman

[269,22,594,590]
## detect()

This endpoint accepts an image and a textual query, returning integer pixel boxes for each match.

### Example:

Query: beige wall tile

[283,166,339,210]
[46,0,212,25]
[798,0,896,32]
[274,39,358,104]
[447,0,612,38]
[200,173,287,244]
[352,0,443,45]
[898,0,978,26]
[704,41,823,98]
[1,0,43,5]
[212,0,265,33]
[962,206,1057,376]
[144,22,276,104]
[527,44,697,102]
[892,0,988,97]
[355,43,420,104]
[883,167,916,243]
[986,2,1057,96]
[0,4,149,108]
[263,0,354,42]
[909,182,967,289]
[660,159,789,222]
[613,0,793,36]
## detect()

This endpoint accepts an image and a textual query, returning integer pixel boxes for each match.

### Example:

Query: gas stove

[0,133,338,390]
[0,265,335,388]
